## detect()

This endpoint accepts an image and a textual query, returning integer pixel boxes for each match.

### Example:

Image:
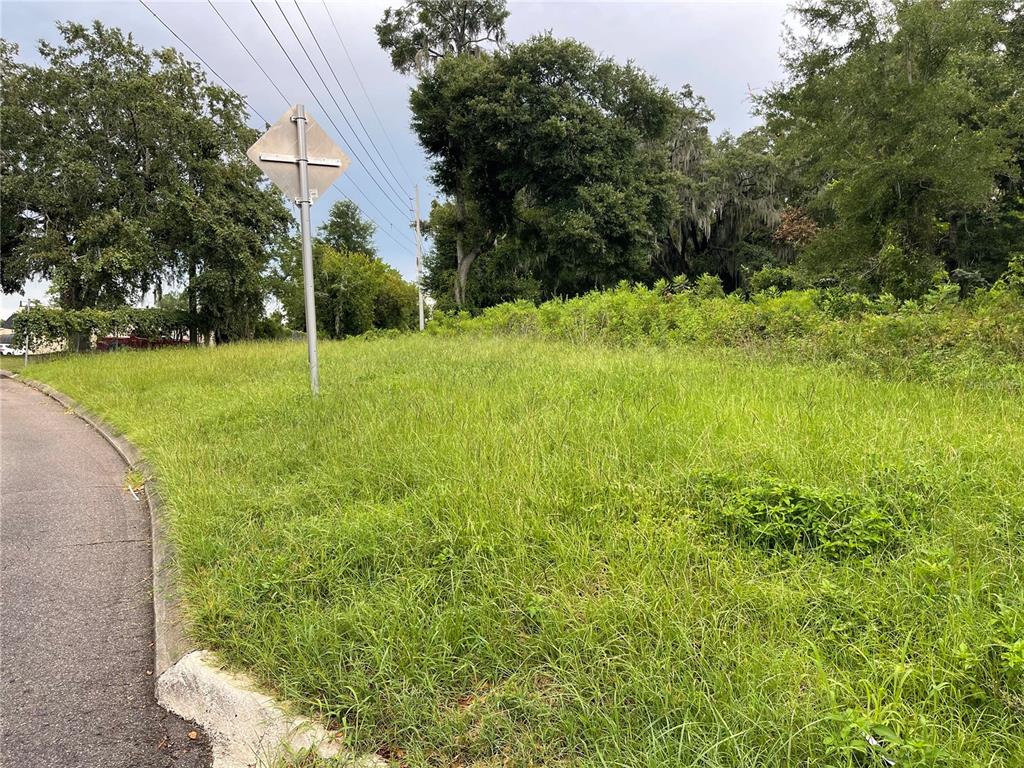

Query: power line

[142,0,413,251]
[292,0,408,195]
[259,0,411,219]
[321,0,416,187]
[207,0,288,105]
[206,0,411,248]
[246,1,413,238]
[139,0,270,124]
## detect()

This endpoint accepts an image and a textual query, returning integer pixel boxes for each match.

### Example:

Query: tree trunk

[454,193,469,308]
[188,258,198,346]
[946,213,960,271]
[66,281,87,353]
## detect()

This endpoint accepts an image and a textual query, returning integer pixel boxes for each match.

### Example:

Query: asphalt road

[0,378,210,768]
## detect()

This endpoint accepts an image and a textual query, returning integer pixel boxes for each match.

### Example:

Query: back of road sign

[246,105,350,204]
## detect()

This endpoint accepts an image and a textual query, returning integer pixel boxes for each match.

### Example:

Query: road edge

[0,371,382,768]
[0,369,191,675]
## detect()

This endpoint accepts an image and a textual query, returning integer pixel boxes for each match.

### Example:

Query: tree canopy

[318,200,378,257]
[760,0,1024,295]
[411,35,680,306]
[274,202,418,337]
[380,0,1023,310]
[0,21,291,342]
[375,0,509,74]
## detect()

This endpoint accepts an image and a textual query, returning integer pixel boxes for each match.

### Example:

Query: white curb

[158,651,384,768]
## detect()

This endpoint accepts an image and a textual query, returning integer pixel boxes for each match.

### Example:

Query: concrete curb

[1,371,381,768]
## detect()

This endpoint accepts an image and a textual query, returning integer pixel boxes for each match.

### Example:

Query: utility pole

[294,105,320,395]
[414,184,425,331]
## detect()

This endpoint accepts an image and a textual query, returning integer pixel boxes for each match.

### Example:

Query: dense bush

[714,479,913,560]
[430,261,1024,389]
[276,241,419,338]
[11,306,190,350]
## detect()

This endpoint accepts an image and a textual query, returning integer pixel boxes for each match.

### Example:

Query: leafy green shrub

[949,598,1024,706]
[357,327,404,341]
[694,273,726,299]
[823,709,944,767]
[998,253,1024,295]
[11,306,190,349]
[748,265,797,295]
[877,233,939,300]
[433,260,1024,389]
[716,479,912,559]
[817,289,875,319]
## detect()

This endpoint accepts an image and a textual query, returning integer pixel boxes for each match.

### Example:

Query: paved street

[0,378,209,768]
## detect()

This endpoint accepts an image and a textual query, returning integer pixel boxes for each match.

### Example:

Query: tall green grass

[22,337,1024,767]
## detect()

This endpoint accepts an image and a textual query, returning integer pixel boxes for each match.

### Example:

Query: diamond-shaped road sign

[246,105,349,204]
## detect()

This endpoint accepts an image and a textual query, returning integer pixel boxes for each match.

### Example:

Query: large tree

[318,200,377,257]
[377,0,509,307]
[761,0,1024,295]
[413,35,679,305]
[0,22,290,344]
[658,89,784,290]
[375,0,508,74]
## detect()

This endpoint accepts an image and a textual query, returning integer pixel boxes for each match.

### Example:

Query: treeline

[382,0,1024,311]
[0,23,417,347]
[3,3,1019,345]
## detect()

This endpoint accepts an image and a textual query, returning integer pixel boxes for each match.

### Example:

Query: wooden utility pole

[414,185,425,331]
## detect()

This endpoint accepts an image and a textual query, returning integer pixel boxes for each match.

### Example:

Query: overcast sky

[0,0,790,316]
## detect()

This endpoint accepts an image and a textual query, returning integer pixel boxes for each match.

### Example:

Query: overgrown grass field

[19,337,1024,767]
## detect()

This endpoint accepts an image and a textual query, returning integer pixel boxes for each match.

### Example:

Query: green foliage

[823,708,944,767]
[433,259,1024,389]
[761,0,1024,288]
[375,0,509,74]
[11,306,188,349]
[694,273,726,300]
[1000,253,1024,295]
[0,22,290,339]
[413,34,679,304]
[275,240,418,338]
[317,200,376,257]
[661,108,786,289]
[713,478,914,560]
[747,266,798,295]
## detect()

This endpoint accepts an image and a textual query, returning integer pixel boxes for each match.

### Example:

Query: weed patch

[710,478,921,559]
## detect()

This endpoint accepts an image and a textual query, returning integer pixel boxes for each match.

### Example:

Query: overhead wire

[246,0,415,239]
[321,0,416,187]
[292,0,408,194]
[142,0,413,251]
[262,0,410,218]
[139,0,270,124]
[207,0,288,106]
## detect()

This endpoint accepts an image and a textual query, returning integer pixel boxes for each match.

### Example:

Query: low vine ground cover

[15,337,1024,766]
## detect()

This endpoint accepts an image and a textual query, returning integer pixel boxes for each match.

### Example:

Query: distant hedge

[429,258,1024,389]
[12,306,190,350]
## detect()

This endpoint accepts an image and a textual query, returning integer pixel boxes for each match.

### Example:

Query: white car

[0,343,27,356]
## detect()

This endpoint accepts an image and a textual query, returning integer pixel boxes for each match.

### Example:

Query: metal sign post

[247,105,349,396]
[294,106,320,394]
